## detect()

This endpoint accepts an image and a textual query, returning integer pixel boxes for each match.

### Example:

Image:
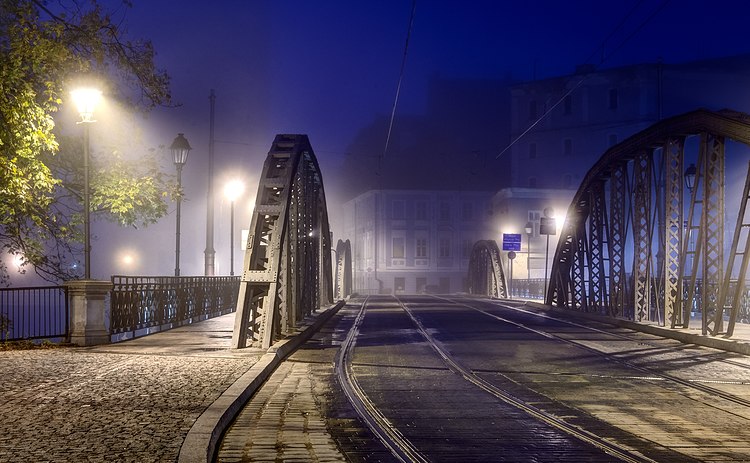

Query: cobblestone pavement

[0,314,262,463]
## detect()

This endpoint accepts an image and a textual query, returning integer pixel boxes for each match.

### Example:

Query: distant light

[12,254,23,271]
[122,254,134,266]
[308,231,314,237]
[71,87,102,123]
[224,179,245,202]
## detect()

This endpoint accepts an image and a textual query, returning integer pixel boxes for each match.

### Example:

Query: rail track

[335,295,661,462]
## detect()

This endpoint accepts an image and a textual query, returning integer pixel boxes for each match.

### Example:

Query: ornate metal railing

[0,286,69,341]
[110,275,240,338]
[510,279,546,300]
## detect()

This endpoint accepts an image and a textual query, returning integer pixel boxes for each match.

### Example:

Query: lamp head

[170,133,192,167]
[684,163,697,190]
[71,87,102,123]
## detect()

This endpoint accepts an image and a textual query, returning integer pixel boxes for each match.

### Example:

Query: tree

[0,0,173,284]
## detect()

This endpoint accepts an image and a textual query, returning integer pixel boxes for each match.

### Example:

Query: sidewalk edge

[178,300,345,463]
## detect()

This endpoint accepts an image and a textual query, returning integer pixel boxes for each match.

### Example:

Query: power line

[381,0,417,164]
[495,0,673,160]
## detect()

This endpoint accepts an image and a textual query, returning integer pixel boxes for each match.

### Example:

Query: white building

[342,190,495,294]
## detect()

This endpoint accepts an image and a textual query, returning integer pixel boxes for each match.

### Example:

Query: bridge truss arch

[548,109,750,336]
[468,240,508,299]
[232,135,334,349]
[334,239,352,300]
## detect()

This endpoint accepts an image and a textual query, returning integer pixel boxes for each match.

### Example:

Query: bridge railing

[0,285,69,342]
[510,279,546,300]
[110,275,240,340]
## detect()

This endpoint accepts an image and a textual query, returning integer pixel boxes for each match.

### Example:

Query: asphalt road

[219,295,750,462]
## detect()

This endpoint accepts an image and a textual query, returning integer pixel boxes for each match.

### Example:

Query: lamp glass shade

[170,133,192,166]
[71,88,102,122]
[224,179,245,201]
[684,163,697,190]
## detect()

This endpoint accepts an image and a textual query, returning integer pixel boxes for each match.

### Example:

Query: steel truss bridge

[232,135,351,349]
[548,109,750,337]
[467,109,750,338]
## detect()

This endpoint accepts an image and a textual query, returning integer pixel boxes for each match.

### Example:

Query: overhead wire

[381,0,417,167]
[495,0,673,160]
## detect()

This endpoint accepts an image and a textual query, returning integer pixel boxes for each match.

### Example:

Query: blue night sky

[18,0,750,281]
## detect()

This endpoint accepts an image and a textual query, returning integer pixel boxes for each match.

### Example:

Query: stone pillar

[65,280,112,346]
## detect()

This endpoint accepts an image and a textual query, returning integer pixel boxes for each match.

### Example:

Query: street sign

[507,251,516,260]
[540,217,557,235]
[502,233,522,251]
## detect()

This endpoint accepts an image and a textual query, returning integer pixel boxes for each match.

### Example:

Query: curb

[178,300,346,463]
[522,300,750,356]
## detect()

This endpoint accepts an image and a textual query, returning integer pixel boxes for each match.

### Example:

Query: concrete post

[65,280,112,346]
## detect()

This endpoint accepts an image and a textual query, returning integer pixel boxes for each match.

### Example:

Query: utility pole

[204,90,216,275]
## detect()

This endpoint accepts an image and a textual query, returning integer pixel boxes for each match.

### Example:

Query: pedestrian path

[0,312,263,463]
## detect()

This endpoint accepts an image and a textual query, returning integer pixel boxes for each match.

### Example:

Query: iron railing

[0,286,69,341]
[510,278,547,300]
[110,275,240,339]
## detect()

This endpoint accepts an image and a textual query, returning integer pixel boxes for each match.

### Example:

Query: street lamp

[170,133,192,277]
[524,221,533,292]
[223,179,245,276]
[684,163,697,192]
[540,207,557,300]
[71,87,102,279]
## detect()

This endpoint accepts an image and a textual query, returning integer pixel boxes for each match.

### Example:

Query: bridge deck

[2,301,750,461]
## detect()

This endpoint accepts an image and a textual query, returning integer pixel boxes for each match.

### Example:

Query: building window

[392,237,404,259]
[392,200,405,219]
[529,143,537,159]
[462,202,473,220]
[528,177,537,188]
[608,88,618,110]
[416,238,428,257]
[439,238,451,258]
[529,100,537,120]
[563,138,573,156]
[394,277,405,293]
[528,210,541,238]
[608,133,618,147]
[563,94,572,115]
[415,201,428,220]
[439,202,450,221]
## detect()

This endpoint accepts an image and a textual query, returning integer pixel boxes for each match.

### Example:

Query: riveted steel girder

[468,240,508,298]
[548,109,750,337]
[232,135,333,349]
[335,239,353,300]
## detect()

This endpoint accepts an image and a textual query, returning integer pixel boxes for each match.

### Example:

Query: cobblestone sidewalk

[0,314,261,463]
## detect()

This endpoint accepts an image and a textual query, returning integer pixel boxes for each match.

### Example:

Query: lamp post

[71,87,102,279]
[170,133,192,277]
[684,163,697,318]
[540,207,557,301]
[524,222,533,284]
[223,180,245,276]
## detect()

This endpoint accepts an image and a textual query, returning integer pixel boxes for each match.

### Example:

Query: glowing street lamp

[224,179,245,276]
[71,87,102,279]
[170,133,192,276]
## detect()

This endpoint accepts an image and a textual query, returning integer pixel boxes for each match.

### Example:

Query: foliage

[0,0,173,283]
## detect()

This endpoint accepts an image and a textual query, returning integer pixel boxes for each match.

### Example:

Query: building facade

[342,190,495,294]
[509,56,750,189]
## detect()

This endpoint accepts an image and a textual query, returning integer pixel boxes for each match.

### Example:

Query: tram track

[449,296,750,411]
[336,295,658,463]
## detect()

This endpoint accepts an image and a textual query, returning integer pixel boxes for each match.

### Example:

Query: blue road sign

[502,233,522,251]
